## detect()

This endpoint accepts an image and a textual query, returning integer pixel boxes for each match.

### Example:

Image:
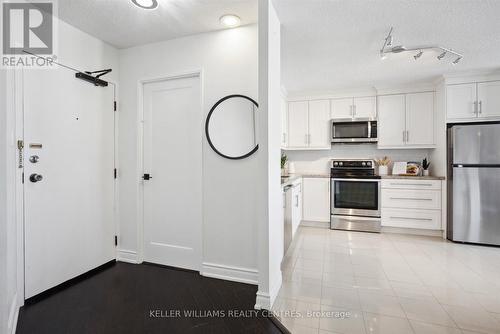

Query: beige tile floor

[273,227,500,334]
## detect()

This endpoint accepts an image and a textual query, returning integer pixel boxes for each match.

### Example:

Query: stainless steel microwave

[331,118,378,143]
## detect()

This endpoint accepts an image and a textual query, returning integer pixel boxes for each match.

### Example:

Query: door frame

[136,69,204,269]
[14,69,119,304]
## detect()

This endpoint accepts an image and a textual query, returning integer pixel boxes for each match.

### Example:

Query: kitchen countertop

[282,173,445,187]
[380,175,445,180]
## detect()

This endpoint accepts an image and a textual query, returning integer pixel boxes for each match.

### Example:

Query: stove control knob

[333,162,339,166]
[362,162,366,166]
[339,162,343,166]
[367,161,372,166]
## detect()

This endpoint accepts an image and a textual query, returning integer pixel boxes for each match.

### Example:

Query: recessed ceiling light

[220,14,241,28]
[131,0,158,10]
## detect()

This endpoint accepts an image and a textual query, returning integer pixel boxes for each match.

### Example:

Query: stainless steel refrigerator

[448,123,500,246]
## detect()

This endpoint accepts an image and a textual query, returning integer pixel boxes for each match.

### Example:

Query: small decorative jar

[423,169,430,176]
[378,165,389,176]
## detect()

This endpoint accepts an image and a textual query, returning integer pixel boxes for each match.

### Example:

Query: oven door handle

[332,178,381,182]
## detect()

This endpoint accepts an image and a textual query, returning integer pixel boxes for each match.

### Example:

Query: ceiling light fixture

[131,0,158,10]
[220,14,241,28]
[379,27,463,65]
[414,50,423,60]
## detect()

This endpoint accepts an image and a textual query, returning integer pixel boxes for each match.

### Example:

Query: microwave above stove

[331,119,377,143]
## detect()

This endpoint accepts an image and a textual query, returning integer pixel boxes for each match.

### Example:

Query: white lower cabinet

[302,177,330,222]
[381,179,442,230]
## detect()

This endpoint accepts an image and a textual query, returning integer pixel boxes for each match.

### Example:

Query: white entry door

[23,68,115,299]
[142,75,202,271]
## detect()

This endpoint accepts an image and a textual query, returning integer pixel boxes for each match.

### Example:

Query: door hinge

[114,168,117,179]
[114,235,118,246]
[114,101,117,111]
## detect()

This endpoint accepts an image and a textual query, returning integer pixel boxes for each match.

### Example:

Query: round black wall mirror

[205,95,259,160]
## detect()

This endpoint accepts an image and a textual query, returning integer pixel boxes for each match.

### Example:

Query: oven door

[331,178,381,217]
[331,119,376,143]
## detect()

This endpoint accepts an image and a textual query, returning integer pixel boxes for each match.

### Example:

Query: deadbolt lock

[29,155,40,163]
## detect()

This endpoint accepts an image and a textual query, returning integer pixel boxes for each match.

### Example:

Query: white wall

[117,25,259,280]
[256,0,282,310]
[286,146,433,174]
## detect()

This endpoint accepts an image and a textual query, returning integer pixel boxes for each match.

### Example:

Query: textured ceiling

[273,0,500,94]
[57,0,257,49]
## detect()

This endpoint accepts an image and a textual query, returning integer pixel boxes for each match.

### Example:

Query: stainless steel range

[330,159,381,233]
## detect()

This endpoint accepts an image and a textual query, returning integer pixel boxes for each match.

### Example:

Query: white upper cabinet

[378,94,406,147]
[331,98,353,119]
[477,81,500,118]
[406,92,434,146]
[286,100,330,149]
[308,100,331,148]
[447,80,500,121]
[331,96,377,119]
[378,92,435,149]
[353,96,377,119]
[287,101,309,148]
[446,83,477,120]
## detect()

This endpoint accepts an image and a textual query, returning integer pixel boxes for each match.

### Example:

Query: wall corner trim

[201,262,258,285]
[116,249,139,264]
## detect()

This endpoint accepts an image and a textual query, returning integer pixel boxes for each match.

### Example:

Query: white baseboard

[382,227,443,237]
[201,262,258,285]
[8,293,19,334]
[300,220,329,228]
[116,249,139,264]
[255,290,271,310]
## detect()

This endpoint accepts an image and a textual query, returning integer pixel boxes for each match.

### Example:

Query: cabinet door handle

[389,197,433,201]
[390,183,434,187]
[353,105,356,116]
[305,134,308,145]
[295,195,299,207]
[479,101,482,114]
[350,105,354,117]
[389,216,433,221]
[473,101,478,115]
[402,131,406,142]
[406,130,409,142]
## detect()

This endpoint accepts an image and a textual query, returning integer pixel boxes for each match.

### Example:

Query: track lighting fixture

[437,51,447,60]
[380,27,463,65]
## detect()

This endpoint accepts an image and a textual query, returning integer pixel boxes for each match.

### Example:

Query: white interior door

[142,75,202,271]
[23,68,115,299]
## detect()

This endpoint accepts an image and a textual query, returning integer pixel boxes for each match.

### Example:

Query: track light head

[414,50,423,60]
[391,45,407,53]
[437,51,447,60]
[452,56,462,65]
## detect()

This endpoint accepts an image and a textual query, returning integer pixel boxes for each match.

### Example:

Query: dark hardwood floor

[17,262,285,334]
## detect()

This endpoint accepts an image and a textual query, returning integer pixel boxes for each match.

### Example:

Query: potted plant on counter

[422,158,431,176]
[281,153,288,176]
[375,157,391,176]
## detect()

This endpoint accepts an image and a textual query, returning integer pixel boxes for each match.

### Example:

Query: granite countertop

[380,175,446,180]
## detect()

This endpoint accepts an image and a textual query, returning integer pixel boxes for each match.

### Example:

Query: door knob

[29,155,39,163]
[29,174,43,183]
